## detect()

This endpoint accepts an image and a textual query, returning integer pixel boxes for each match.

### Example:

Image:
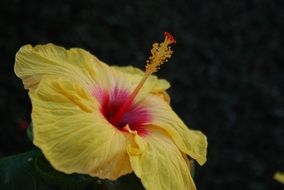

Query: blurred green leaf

[26,123,33,142]
[0,150,46,190]
[0,149,95,190]
[0,149,130,190]
[33,151,94,189]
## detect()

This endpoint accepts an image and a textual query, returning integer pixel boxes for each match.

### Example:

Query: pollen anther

[145,32,176,75]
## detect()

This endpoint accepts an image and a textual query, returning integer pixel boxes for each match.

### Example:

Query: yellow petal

[274,172,284,184]
[112,65,171,102]
[128,127,196,190]
[112,65,170,91]
[30,78,132,180]
[15,44,99,90]
[144,95,207,165]
[15,43,170,103]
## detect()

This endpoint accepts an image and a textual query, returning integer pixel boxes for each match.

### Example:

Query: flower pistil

[110,32,176,128]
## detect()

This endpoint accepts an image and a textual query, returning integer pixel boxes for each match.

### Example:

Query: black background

[0,0,283,189]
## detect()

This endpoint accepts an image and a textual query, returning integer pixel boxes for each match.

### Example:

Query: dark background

[0,0,283,189]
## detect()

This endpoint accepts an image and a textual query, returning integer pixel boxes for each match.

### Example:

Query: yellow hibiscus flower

[274,172,284,184]
[14,32,207,190]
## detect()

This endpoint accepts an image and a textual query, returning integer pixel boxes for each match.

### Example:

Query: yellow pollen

[110,32,176,126]
[145,32,176,75]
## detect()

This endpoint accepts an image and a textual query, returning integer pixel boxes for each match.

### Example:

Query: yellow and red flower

[15,33,207,190]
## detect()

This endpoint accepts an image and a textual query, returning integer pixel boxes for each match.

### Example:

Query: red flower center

[93,87,151,136]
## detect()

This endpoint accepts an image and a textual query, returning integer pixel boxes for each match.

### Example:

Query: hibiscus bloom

[15,32,207,190]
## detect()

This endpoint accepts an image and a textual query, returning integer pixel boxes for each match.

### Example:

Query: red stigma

[164,32,176,44]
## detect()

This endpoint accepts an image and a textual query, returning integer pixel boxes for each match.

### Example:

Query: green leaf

[0,149,95,189]
[0,150,46,190]
[26,123,33,142]
[0,149,125,189]
[33,151,94,189]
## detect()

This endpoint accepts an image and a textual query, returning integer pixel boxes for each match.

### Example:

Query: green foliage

[0,149,144,190]
[0,150,106,189]
[0,150,46,190]
[26,123,33,142]
[33,150,94,189]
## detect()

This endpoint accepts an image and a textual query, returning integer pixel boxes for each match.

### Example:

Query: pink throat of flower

[93,88,151,136]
